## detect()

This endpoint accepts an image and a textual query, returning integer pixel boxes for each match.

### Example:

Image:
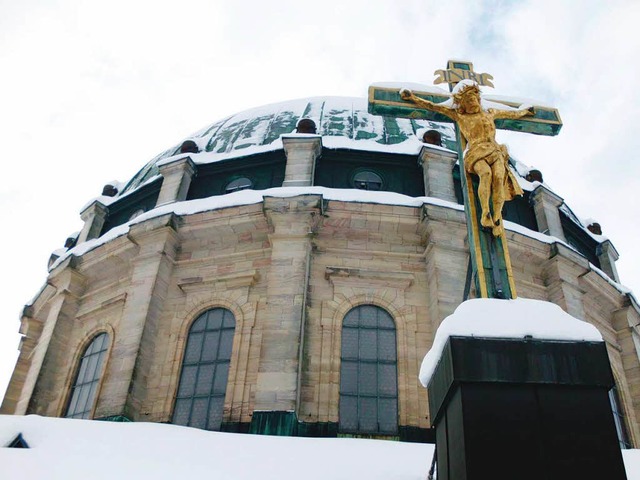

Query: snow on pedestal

[419,297,603,387]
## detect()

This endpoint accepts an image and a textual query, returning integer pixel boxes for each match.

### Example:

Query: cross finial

[434,60,495,88]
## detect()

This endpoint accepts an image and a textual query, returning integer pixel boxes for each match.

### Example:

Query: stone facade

[4,192,640,443]
[3,96,639,447]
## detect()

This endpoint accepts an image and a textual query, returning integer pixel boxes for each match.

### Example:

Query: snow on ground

[1,414,639,479]
[0,415,427,480]
[419,298,603,387]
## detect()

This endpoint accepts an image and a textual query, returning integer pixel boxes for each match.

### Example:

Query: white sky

[1,0,639,404]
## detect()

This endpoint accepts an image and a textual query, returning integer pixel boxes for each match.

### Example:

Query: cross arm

[368,85,563,136]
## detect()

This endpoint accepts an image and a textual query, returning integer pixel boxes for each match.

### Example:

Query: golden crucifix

[400,82,534,237]
[368,60,562,299]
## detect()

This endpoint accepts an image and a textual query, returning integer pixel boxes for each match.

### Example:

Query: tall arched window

[339,305,398,435]
[610,384,632,449]
[172,308,236,431]
[65,332,110,419]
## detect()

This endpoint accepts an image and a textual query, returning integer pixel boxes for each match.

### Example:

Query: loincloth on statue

[463,141,524,201]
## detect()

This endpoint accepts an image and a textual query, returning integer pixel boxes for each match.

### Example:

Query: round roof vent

[423,130,442,146]
[296,118,317,134]
[180,140,199,154]
[587,222,602,235]
[102,184,118,197]
[526,169,544,183]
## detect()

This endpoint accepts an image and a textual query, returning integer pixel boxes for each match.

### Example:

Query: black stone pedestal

[428,336,627,480]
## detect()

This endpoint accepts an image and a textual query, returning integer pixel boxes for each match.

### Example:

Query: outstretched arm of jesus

[491,105,535,120]
[399,89,456,121]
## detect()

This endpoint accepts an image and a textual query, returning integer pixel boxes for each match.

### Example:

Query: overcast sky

[1,0,639,404]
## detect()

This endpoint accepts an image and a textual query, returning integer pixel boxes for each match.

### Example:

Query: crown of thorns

[452,83,480,104]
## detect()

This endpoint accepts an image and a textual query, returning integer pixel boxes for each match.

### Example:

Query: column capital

[530,184,564,208]
[597,239,621,282]
[157,155,196,177]
[418,144,459,164]
[530,185,566,241]
[77,200,109,243]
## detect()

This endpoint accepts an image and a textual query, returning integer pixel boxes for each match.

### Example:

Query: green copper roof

[122,96,456,194]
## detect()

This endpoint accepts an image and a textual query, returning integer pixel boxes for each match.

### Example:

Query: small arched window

[353,171,383,191]
[65,333,110,419]
[225,177,253,194]
[339,305,398,435]
[129,208,145,221]
[610,384,632,449]
[172,308,236,431]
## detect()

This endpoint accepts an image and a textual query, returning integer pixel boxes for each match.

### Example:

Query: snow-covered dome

[122,96,456,194]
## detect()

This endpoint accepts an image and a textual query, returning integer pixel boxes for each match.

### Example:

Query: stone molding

[324,266,414,290]
[177,270,259,292]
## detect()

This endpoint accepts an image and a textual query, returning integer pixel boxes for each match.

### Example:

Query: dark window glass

[172,308,236,431]
[609,385,632,449]
[225,177,253,193]
[65,333,109,419]
[339,305,398,435]
[353,171,383,191]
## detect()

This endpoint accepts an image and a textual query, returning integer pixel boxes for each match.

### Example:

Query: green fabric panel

[296,422,338,438]
[249,411,299,436]
[96,415,132,422]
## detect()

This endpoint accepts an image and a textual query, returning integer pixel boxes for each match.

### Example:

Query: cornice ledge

[325,266,414,289]
[178,270,259,292]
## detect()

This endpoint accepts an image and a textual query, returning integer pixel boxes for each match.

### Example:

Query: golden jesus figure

[400,81,534,236]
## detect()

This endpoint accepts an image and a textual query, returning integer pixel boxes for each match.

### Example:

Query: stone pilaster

[77,200,108,243]
[418,145,458,203]
[254,195,323,418]
[156,156,196,207]
[282,136,322,187]
[530,185,566,241]
[97,213,179,419]
[597,240,620,282]
[543,243,589,319]
[612,302,640,447]
[12,261,86,415]
[420,203,468,325]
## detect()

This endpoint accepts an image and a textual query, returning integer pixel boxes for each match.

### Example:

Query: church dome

[122,96,456,194]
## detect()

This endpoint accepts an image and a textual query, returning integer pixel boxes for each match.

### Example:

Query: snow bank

[1,414,638,479]
[419,298,603,387]
[0,415,427,480]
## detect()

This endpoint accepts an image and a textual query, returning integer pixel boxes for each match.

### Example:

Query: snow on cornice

[45,187,634,306]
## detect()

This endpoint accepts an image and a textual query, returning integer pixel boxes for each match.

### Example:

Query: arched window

[172,308,236,431]
[65,332,110,419]
[339,305,398,435]
[225,177,253,194]
[353,171,383,191]
[609,384,632,449]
